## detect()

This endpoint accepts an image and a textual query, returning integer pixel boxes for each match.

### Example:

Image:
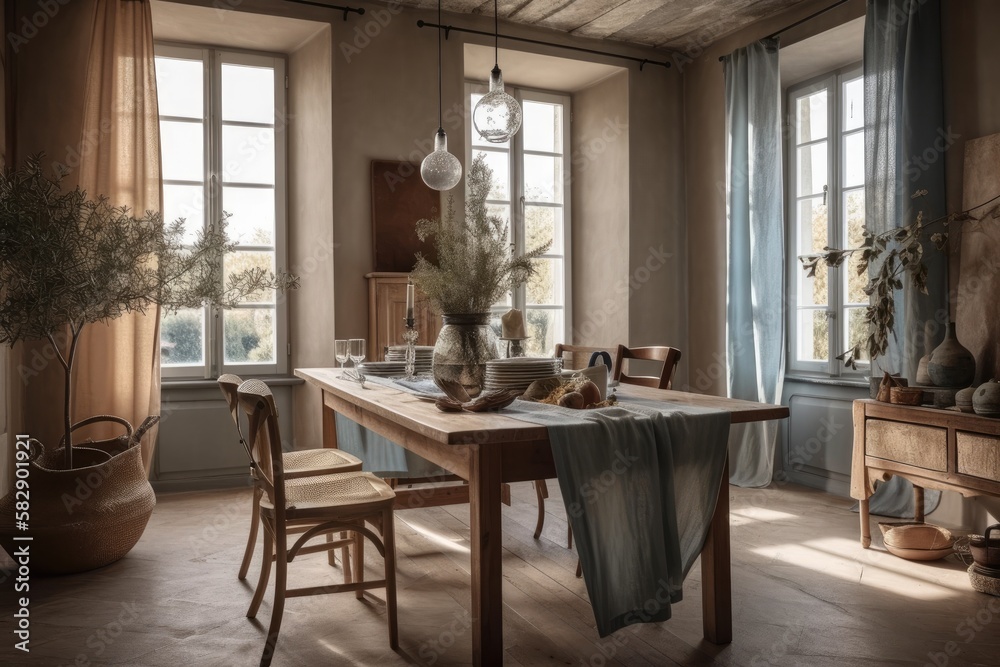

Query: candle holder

[403,317,419,379]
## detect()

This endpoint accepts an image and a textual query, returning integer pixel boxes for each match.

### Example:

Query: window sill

[162,375,304,390]
[784,373,869,389]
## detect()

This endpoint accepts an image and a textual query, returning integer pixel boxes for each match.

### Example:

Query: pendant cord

[437,0,443,131]
[494,0,498,66]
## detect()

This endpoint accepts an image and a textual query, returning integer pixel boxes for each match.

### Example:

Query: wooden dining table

[295,367,789,666]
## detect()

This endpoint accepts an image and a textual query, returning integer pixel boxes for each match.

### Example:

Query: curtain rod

[416,20,671,70]
[718,0,850,61]
[284,0,364,20]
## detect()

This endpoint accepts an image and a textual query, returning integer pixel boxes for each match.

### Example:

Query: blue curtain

[863,0,946,516]
[724,38,785,488]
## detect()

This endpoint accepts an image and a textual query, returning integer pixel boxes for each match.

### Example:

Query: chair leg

[383,509,399,650]
[575,558,582,578]
[341,530,353,585]
[248,523,273,619]
[240,485,263,581]
[533,480,548,540]
[260,527,288,667]
[353,524,365,600]
[567,520,574,550]
[326,531,336,567]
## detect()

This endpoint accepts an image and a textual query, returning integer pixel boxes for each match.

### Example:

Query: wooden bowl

[890,386,924,406]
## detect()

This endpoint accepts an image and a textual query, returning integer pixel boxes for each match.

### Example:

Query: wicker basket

[0,416,158,575]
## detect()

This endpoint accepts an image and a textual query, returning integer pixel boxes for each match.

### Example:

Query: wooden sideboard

[365,272,441,361]
[852,399,1000,547]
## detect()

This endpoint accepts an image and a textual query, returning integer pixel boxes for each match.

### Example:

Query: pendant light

[421,0,463,191]
[472,0,522,143]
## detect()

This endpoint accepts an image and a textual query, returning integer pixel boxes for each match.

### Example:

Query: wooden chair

[532,344,617,546]
[218,374,363,581]
[237,379,398,667]
[613,344,682,390]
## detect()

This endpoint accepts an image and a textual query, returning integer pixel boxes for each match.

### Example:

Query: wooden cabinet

[365,272,441,361]
[852,399,1000,547]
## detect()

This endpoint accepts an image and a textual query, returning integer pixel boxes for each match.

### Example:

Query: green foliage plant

[0,156,297,468]
[412,153,551,315]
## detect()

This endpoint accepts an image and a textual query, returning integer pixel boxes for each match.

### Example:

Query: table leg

[913,485,925,523]
[322,394,339,449]
[701,459,732,645]
[469,444,503,666]
[860,497,871,548]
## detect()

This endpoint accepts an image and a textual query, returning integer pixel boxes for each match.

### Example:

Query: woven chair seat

[284,448,362,475]
[260,472,395,511]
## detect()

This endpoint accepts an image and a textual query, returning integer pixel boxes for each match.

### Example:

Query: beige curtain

[73,0,162,471]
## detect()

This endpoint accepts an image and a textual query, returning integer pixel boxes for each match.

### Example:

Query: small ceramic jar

[972,379,1000,417]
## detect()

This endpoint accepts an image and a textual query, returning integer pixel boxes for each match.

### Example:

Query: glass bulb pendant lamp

[421,129,462,191]
[421,0,462,191]
[473,0,522,143]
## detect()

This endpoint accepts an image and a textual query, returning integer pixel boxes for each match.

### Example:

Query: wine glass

[335,339,349,370]
[349,338,366,368]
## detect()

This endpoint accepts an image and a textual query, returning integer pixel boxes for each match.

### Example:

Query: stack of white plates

[484,357,562,392]
[385,345,434,373]
[356,361,407,377]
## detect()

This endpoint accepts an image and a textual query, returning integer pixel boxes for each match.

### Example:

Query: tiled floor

[2,481,999,666]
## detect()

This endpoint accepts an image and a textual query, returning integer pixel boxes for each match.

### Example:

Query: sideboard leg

[913,485,925,523]
[860,498,871,548]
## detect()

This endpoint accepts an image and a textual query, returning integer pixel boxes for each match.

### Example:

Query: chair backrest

[237,379,285,512]
[218,374,254,463]
[554,343,616,373]
[613,344,682,390]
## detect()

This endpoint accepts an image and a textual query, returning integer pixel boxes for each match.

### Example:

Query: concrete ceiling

[390,0,813,50]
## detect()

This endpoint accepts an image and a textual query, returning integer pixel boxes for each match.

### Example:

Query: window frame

[465,82,572,356]
[785,62,866,378]
[155,42,289,379]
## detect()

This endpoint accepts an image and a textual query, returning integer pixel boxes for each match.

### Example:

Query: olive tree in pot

[0,156,297,574]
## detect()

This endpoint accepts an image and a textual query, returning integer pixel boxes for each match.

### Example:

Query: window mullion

[512,86,526,312]
[208,49,224,379]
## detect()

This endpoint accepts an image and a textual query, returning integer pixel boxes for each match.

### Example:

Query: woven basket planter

[0,416,157,575]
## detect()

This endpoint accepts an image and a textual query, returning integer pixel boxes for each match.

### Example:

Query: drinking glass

[335,339,349,369]
[349,338,366,367]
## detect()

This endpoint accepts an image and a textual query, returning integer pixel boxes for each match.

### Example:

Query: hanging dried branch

[799,189,1000,369]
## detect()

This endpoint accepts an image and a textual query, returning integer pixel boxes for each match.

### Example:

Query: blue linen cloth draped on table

[334,376,448,478]
[508,398,731,637]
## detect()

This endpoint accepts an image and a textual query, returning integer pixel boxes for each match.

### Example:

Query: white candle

[406,283,415,322]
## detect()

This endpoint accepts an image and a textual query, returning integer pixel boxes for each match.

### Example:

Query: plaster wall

[288,27,334,450]
[570,71,629,350]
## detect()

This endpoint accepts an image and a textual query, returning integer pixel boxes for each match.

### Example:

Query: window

[786,65,866,375]
[155,45,287,378]
[467,84,571,357]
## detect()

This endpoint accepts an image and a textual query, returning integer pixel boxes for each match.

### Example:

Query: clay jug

[927,321,976,388]
[915,320,936,385]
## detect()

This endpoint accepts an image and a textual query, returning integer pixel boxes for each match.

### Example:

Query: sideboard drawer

[866,420,947,471]
[957,432,1000,482]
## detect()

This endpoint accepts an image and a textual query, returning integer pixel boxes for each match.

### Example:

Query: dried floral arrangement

[411,153,550,314]
[0,156,298,467]
[799,189,1000,369]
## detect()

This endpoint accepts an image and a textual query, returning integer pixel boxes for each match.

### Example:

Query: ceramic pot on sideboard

[973,379,1000,418]
[927,321,976,388]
